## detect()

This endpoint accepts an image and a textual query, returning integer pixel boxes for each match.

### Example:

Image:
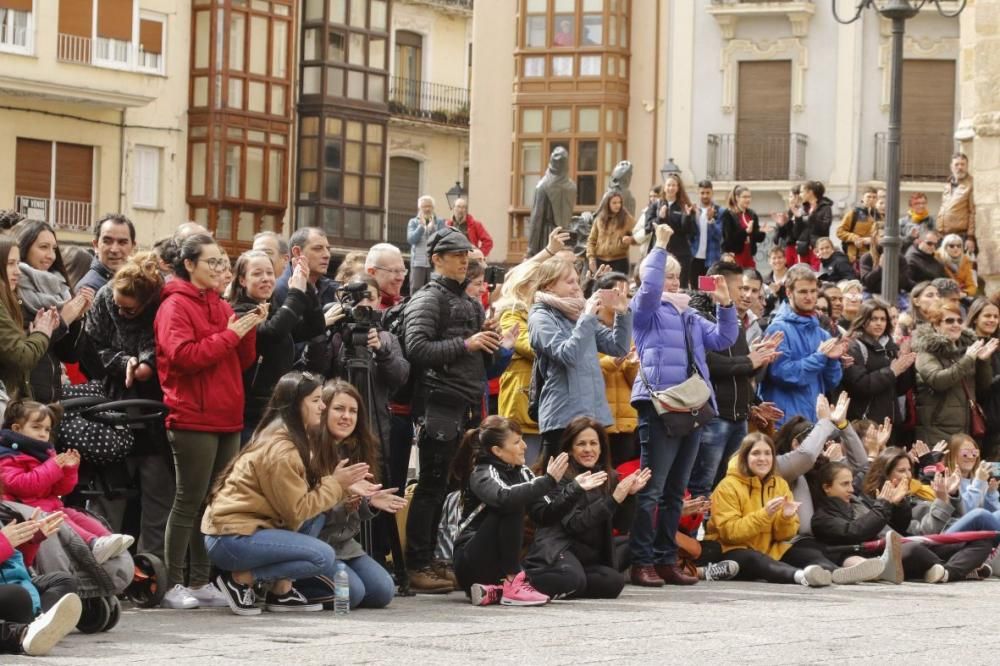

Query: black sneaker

[264,587,323,612]
[215,572,262,616]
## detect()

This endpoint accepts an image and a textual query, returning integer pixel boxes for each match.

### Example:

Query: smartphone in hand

[697,275,716,292]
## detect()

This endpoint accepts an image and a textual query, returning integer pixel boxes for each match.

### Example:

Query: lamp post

[833,0,966,299]
[445,181,467,209]
[660,158,681,184]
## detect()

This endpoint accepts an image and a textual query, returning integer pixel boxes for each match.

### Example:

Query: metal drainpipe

[651,0,661,186]
[119,108,127,214]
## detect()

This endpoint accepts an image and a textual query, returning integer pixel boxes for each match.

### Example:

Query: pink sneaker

[469,583,502,606]
[500,572,549,607]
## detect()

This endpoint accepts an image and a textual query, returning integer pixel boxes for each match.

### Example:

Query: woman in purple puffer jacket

[627,223,738,588]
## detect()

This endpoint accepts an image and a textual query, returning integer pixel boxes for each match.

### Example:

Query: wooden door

[735,61,792,180]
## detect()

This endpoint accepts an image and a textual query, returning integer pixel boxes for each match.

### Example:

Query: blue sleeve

[407,217,425,246]
[694,303,739,352]
[631,248,666,329]
[530,309,600,367]
[487,347,514,379]
[766,324,830,387]
[822,355,844,390]
[595,310,632,357]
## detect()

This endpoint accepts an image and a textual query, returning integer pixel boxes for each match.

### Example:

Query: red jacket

[154,279,256,433]
[0,448,76,514]
[448,213,494,257]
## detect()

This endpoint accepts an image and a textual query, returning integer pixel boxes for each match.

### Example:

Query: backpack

[527,353,549,423]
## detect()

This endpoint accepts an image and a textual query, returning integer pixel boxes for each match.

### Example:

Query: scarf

[17,262,71,316]
[0,429,53,464]
[661,291,691,312]
[908,209,930,223]
[535,291,585,322]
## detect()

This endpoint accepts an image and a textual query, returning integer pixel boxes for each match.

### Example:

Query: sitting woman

[317,380,407,610]
[0,400,133,563]
[706,433,882,586]
[944,433,999,514]
[453,416,566,607]
[202,372,372,616]
[860,448,994,582]
[524,417,650,600]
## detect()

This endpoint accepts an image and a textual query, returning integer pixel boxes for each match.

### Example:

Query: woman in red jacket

[154,233,263,610]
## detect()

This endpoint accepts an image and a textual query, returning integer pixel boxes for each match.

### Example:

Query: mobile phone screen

[697,275,716,292]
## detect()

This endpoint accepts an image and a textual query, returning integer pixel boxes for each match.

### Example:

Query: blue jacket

[0,534,41,615]
[528,305,632,434]
[689,204,723,266]
[629,248,738,407]
[407,216,446,268]
[958,477,1000,514]
[759,302,843,426]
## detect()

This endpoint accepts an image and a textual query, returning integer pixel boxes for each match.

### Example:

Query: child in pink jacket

[0,400,132,564]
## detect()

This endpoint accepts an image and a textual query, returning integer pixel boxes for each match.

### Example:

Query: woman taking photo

[528,256,632,465]
[842,299,916,426]
[720,185,764,270]
[317,380,406,610]
[15,221,93,402]
[524,417,649,600]
[154,233,264,610]
[912,301,996,446]
[453,416,564,607]
[0,237,59,405]
[202,373,372,615]
[586,191,635,275]
[628,223,737,588]
[943,434,999,514]
[640,174,696,288]
[967,298,1000,459]
[937,233,977,299]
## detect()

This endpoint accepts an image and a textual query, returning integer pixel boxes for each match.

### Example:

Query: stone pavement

[10,580,999,665]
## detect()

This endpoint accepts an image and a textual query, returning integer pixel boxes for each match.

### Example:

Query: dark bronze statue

[527,147,576,256]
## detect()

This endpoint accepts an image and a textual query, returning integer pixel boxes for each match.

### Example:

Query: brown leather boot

[408,566,455,594]
[629,565,665,587]
[655,564,699,586]
[431,560,459,588]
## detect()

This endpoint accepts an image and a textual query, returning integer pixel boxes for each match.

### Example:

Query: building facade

[470,0,962,264]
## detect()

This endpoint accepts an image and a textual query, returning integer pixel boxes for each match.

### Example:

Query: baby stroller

[53,383,172,623]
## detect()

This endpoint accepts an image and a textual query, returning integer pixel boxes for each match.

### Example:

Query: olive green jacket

[0,299,50,401]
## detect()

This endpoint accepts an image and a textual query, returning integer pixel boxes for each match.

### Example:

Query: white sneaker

[924,563,948,584]
[22,593,82,656]
[188,582,232,608]
[91,535,127,564]
[800,565,832,587]
[161,584,200,609]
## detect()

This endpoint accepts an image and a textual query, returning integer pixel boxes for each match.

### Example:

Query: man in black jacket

[688,263,781,500]
[905,230,947,285]
[403,227,502,593]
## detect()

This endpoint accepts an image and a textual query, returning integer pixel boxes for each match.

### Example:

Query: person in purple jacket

[628,223,739,588]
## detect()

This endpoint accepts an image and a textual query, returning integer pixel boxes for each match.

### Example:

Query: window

[14,138,94,232]
[133,145,161,209]
[56,1,166,74]
[0,0,33,54]
[137,15,165,72]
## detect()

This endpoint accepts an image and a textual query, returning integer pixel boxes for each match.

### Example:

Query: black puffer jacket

[83,285,161,402]
[842,333,915,423]
[403,274,490,407]
[811,494,897,546]
[818,250,856,283]
[691,292,755,421]
[860,250,913,296]
[905,244,947,285]
[803,197,834,254]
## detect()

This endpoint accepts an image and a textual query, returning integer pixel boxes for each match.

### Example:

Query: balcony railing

[387,209,411,252]
[57,33,164,74]
[707,133,807,181]
[388,76,470,128]
[15,195,94,232]
[873,132,954,182]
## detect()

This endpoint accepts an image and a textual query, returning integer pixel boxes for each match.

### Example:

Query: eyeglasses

[942,317,962,325]
[199,257,229,271]
[374,265,408,277]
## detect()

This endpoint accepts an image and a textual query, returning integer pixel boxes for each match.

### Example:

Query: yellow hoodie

[705,457,799,560]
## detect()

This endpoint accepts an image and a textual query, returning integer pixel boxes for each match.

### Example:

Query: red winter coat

[0,450,76,513]
[154,279,256,433]
[447,213,494,257]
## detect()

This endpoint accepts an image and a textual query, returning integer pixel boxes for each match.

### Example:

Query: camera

[484,265,506,286]
[330,283,382,348]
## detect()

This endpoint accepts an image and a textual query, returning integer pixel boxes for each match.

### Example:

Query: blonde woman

[936,233,977,298]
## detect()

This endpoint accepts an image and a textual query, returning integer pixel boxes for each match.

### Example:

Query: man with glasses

[364,243,407,310]
[900,192,935,249]
[905,229,948,285]
[407,195,445,292]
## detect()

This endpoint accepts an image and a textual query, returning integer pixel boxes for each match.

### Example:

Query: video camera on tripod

[324,282,382,348]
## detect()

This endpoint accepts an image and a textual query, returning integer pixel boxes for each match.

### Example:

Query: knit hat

[428,227,474,255]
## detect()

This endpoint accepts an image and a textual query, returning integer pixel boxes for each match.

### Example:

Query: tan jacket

[202,427,344,536]
[836,208,877,264]
[586,215,634,262]
[937,175,976,237]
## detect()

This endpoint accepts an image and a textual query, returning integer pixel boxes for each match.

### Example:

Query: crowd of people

[0,149,994,655]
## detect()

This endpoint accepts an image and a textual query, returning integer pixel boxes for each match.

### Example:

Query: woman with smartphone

[154,233,264,610]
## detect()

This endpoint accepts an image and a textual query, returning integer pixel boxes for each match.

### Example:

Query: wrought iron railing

[387,209,412,252]
[388,76,470,127]
[707,132,808,181]
[873,131,954,182]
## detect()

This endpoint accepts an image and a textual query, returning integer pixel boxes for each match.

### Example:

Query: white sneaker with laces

[161,584,200,609]
[22,593,82,656]
[91,535,126,564]
[189,582,232,608]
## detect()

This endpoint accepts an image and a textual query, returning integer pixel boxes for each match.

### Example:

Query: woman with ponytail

[720,185,765,269]
[453,416,569,607]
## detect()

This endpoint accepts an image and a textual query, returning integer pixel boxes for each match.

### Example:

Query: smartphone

[986,462,1000,480]
[596,288,617,306]
[697,275,716,292]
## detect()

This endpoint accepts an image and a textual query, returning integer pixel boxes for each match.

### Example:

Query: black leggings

[726,540,839,585]
[526,551,625,599]
[453,511,523,592]
[902,540,994,581]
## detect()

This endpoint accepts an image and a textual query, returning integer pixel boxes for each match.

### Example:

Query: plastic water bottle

[334,562,350,615]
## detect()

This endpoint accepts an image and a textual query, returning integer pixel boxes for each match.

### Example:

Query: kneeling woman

[706,434,881,586]
[524,417,650,599]
[202,372,371,615]
[454,416,567,607]
[318,380,406,609]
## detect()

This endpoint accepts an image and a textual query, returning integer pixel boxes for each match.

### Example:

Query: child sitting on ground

[0,400,133,564]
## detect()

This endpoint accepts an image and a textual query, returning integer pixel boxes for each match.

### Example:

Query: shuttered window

[735,60,792,180]
[139,18,162,54]
[388,156,420,214]
[900,59,955,180]
[0,0,33,11]
[15,138,51,198]
[97,0,133,41]
[54,143,94,201]
[58,0,93,38]
[133,145,160,208]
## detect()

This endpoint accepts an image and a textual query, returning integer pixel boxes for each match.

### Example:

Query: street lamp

[445,181,467,209]
[660,158,681,183]
[832,0,966,299]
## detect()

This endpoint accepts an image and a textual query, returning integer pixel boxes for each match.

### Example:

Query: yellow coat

[599,352,638,434]
[705,460,799,560]
[498,307,539,434]
[836,209,876,264]
[941,255,977,298]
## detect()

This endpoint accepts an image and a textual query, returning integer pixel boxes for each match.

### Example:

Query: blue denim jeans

[628,402,704,565]
[204,515,336,582]
[340,554,395,609]
[688,417,747,500]
[944,508,1000,536]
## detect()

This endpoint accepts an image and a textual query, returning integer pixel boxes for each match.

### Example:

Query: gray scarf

[17,262,71,316]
